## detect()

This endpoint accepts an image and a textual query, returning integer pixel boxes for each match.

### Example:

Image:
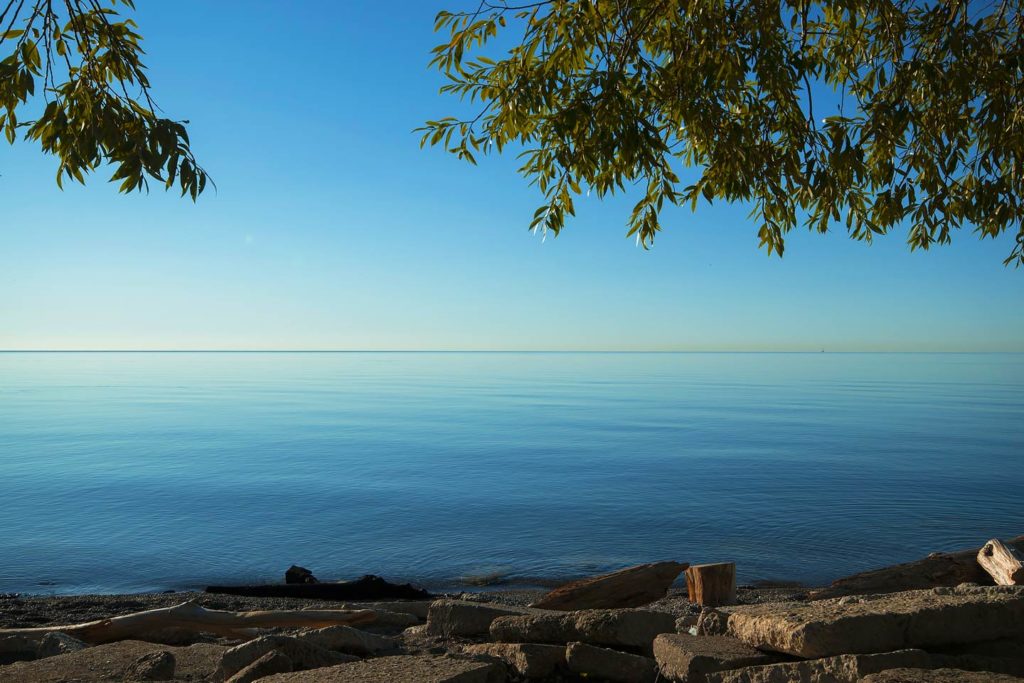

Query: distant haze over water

[1,351,1021,595]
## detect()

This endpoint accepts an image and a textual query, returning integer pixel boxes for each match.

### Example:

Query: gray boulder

[37,632,88,659]
[124,649,176,681]
[490,608,676,653]
[566,641,658,683]
[463,643,565,679]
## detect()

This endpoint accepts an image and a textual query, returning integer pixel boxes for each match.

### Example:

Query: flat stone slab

[426,600,552,637]
[861,669,1024,682]
[566,641,658,683]
[490,608,675,653]
[704,649,934,683]
[294,625,396,656]
[463,643,565,679]
[726,585,1024,658]
[654,633,780,681]
[257,654,505,682]
[0,641,226,683]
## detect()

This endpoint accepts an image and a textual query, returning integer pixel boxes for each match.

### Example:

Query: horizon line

[1,349,1021,354]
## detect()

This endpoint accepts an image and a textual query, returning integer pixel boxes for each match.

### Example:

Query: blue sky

[1,0,1021,351]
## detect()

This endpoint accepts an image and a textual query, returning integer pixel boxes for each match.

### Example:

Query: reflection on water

[0,352,1021,594]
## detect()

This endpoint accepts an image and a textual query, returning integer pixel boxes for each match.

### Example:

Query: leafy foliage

[421,1,1024,265]
[0,0,208,198]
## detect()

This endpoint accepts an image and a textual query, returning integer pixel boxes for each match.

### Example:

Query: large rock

[0,641,225,683]
[216,635,358,680]
[566,641,658,683]
[703,649,934,683]
[654,633,780,682]
[726,585,1024,658]
[531,561,688,611]
[294,625,396,656]
[123,650,176,681]
[426,599,548,637]
[256,654,506,682]
[861,669,1024,682]
[490,608,676,653]
[37,632,88,659]
[463,643,565,679]
[0,634,41,663]
[226,650,293,683]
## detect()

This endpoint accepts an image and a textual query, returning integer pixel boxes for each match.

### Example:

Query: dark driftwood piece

[685,562,736,607]
[531,561,688,610]
[0,601,376,644]
[285,565,319,584]
[206,574,431,601]
[977,538,1024,586]
[810,534,1024,600]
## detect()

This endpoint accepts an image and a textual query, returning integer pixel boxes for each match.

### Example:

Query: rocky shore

[1,537,1022,682]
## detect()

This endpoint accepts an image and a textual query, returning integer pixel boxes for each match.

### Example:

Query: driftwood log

[810,534,1024,600]
[685,562,736,607]
[531,561,688,611]
[977,538,1024,586]
[206,574,431,601]
[0,601,376,645]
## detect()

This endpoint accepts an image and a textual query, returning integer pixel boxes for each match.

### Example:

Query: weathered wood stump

[977,538,1024,586]
[685,563,736,607]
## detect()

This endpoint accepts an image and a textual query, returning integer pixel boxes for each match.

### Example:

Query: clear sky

[1,0,1022,352]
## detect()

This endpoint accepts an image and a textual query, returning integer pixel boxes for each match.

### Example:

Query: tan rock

[294,625,395,656]
[726,585,1024,658]
[216,635,358,680]
[0,641,225,683]
[426,599,549,637]
[861,668,1024,682]
[703,649,933,683]
[531,561,687,611]
[256,654,506,682]
[654,633,779,682]
[566,641,658,683]
[490,608,676,653]
[463,643,565,679]
[226,650,293,683]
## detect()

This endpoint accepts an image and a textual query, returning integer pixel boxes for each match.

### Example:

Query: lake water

[1,352,1021,595]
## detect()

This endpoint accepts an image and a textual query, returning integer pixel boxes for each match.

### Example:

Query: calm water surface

[1,352,1021,594]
